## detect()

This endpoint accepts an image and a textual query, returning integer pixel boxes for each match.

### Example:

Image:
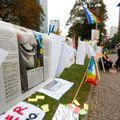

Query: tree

[66,0,108,42]
[111,30,120,45]
[0,0,44,31]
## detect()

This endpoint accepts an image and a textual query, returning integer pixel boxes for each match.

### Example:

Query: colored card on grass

[36,95,45,100]
[84,103,89,110]
[41,104,49,112]
[79,109,87,115]
[73,99,80,106]
[28,98,37,102]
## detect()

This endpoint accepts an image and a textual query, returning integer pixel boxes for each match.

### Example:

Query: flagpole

[72,64,89,103]
[95,0,99,30]
[94,56,100,80]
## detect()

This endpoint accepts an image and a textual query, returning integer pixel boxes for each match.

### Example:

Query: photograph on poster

[14,25,44,92]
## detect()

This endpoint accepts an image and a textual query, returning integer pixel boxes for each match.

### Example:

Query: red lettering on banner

[13,106,28,115]
[5,115,19,120]
[5,115,13,120]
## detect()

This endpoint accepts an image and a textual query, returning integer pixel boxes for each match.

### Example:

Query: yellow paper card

[28,98,37,102]
[73,99,80,106]
[36,95,45,100]
[84,103,89,110]
[41,104,49,112]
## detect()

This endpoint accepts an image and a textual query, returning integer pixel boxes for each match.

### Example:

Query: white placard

[76,41,87,65]
[50,34,63,78]
[38,78,74,100]
[91,29,100,41]
[0,102,45,120]
[55,43,74,77]
[0,21,22,113]
[86,45,95,58]
[50,20,60,33]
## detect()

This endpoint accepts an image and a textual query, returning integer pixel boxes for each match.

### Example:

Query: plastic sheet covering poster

[0,21,46,113]
[0,102,45,120]
[0,21,22,113]
[52,104,79,120]
[38,78,74,100]
[0,48,8,66]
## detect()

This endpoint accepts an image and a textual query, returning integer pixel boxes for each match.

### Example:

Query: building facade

[38,0,48,33]
[110,26,118,38]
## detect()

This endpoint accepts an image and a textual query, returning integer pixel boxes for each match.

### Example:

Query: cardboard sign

[0,102,45,120]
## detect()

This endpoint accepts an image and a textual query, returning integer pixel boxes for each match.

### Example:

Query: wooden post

[94,57,100,80]
[100,57,105,72]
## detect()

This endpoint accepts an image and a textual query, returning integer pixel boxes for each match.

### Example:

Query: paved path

[82,54,120,120]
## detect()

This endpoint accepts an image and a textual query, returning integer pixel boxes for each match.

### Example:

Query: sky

[48,0,119,35]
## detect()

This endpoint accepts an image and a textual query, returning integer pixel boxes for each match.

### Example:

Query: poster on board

[91,29,100,41]
[0,21,51,114]
[50,20,60,33]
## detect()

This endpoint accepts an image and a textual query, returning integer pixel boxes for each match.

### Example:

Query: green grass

[25,58,91,120]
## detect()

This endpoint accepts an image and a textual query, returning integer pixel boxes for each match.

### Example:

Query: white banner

[50,34,63,78]
[76,41,87,65]
[0,102,45,120]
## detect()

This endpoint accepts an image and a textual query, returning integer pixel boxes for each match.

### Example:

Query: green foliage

[66,0,108,43]
[111,30,120,45]
[0,0,44,31]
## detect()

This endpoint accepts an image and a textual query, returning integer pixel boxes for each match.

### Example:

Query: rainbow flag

[86,56,97,86]
[82,5,100,24]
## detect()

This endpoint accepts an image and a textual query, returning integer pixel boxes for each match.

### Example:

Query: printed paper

[79,109,87,115]
[0,48,8,65]
[38,78,74,100]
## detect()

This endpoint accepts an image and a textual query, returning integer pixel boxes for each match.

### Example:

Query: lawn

[25,58,91,120]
